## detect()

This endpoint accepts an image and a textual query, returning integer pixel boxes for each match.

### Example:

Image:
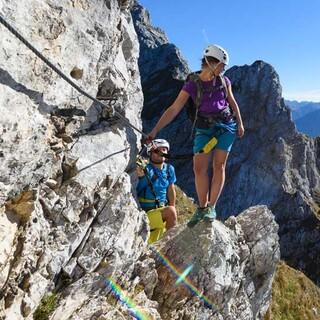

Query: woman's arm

[149,90,190,138]
[227,85,245,137]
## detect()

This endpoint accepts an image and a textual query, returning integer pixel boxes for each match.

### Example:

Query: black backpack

[184,72,229,122]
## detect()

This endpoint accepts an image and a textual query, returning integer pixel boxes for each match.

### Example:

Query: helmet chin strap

[205,56,217,75]
[204,56,223,76]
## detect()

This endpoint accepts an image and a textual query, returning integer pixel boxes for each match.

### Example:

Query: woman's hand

[143,129,157,145]
[148,128,157,141]
[237,123,245,138]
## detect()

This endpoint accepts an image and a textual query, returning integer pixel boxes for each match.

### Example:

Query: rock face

[133,3,320,284]
[131,3,190,119]
[220,63,320,284]
[0,0,280,319]
[142,206,280,320]
[0,0,148,318]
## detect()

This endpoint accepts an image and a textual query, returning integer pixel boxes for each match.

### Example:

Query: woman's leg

[193,152,212,207]
[209,149,229,207]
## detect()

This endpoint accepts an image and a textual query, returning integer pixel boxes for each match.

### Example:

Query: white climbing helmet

[147,139,170,155]
[204,44,229,65]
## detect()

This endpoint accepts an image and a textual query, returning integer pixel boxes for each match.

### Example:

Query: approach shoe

[203,205,216,222]
[187,207,207,228]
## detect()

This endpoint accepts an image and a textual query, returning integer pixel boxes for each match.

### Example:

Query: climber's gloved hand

[136,166,145,177]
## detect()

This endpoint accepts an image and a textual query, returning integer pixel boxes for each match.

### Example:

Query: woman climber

[148,44,244,227]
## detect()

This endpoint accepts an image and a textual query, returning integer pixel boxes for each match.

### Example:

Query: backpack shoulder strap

[187,72,203,137]
[141,165,160,207]
[205,75,228,98]
[165,163,171,183]
[187,71,203,108]
[219,75,229,99]
[188,72,203,107]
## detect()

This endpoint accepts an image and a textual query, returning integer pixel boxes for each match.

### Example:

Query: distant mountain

[285,100,320,120]
[295,109,320,137]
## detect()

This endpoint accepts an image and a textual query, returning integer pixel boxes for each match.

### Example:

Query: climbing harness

[0,15,148,139]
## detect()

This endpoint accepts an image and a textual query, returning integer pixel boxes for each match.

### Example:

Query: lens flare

[151,247,217,310]
[105,278,151,320]
[175,264,194,284]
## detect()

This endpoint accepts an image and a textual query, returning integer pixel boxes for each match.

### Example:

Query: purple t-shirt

[182,76,231,114]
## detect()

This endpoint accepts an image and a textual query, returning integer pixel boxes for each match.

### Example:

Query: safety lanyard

[143,167,161,208]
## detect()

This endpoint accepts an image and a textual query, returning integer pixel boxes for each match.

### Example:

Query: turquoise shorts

[193,121,237,153]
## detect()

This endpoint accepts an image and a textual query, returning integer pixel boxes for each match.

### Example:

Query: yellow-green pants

[147,207,167,244]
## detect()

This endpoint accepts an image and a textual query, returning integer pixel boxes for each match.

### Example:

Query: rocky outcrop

[137,206,280,320]
[220,63,320,284]
[133,3,320,284]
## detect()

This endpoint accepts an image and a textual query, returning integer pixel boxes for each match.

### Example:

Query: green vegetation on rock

[175,185,197,224]
[33,294,58,320]
[265,261,320,320]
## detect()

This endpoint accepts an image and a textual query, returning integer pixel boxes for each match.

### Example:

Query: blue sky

[138,0,320,102]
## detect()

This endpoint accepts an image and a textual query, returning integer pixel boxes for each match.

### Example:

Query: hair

[201,56,220,68]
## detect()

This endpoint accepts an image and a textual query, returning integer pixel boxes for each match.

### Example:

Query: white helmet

[204,44,229,65]
[147,139,170,155]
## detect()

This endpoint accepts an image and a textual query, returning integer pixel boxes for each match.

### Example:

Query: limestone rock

[0,0,146,318]
[149,206,279,320]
